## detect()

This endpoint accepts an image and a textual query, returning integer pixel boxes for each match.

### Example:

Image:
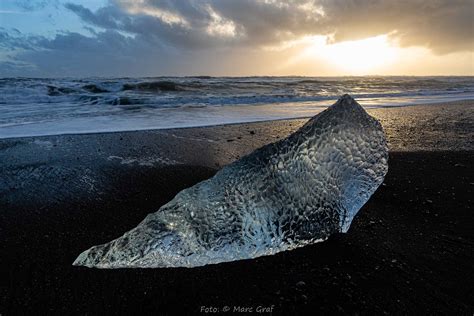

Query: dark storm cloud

[212,0,474,53]
[0,30,189,77]
[0,28,41,51]
[64,0,320,48]
[317,0,474,54]
[65,0,473,53]
[64,2,241,49]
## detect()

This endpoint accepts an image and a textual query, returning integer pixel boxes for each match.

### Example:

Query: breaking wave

[0,76,473,138]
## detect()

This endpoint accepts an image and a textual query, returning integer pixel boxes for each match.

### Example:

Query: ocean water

[0,76,473,139]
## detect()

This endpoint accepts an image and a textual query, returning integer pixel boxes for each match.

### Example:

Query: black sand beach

[1,101,473,314]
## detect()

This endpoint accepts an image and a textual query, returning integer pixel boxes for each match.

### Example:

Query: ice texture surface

[73,95,388,268]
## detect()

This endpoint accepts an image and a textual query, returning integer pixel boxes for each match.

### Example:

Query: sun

[301,35,398,74]
[323,35,397,73]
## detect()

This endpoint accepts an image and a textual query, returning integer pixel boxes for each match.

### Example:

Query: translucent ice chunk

[73,95,388,268]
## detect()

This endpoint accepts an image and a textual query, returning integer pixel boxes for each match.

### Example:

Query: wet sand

[1,100,473,314]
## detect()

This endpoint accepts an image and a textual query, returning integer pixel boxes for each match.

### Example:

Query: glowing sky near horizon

[0,0,473,77]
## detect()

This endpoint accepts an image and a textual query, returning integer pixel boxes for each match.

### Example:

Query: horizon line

[2,74,474,79]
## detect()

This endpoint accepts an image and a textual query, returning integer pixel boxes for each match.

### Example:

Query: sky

[0,0,473,77]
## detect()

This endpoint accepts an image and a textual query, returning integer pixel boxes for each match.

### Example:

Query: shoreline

[1,98,473,142]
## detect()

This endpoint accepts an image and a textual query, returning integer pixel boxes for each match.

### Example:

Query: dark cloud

[0,28,255,77]
[0,30,186,77]
[0,28,42,51]
[13,0,59,11]
[318,0,474,54]
[64,0,473,53]
[64,2,241,49]
[64,1,321,48]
